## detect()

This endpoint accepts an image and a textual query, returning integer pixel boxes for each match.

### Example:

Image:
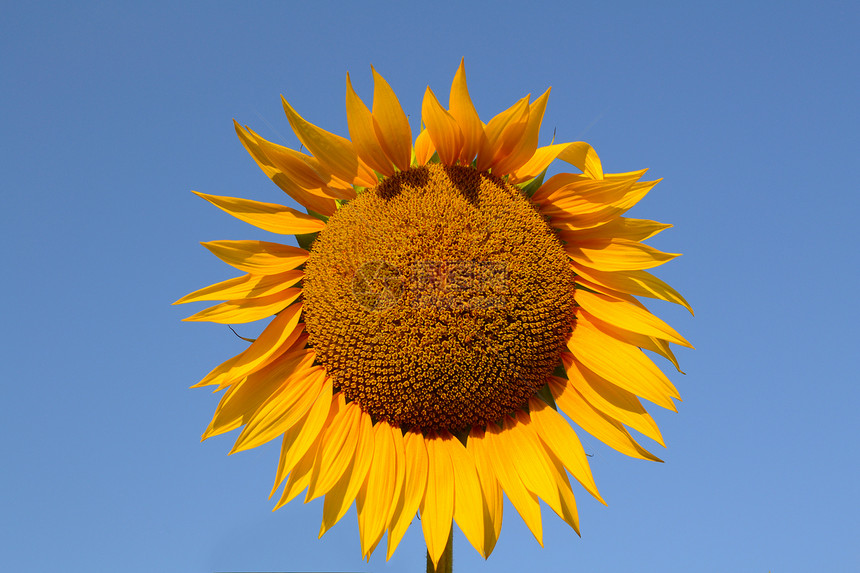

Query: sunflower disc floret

[303,163,575,432]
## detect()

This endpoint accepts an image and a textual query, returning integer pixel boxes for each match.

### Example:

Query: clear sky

[3,1,858,572]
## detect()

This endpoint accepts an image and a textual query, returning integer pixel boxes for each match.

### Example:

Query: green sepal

[306,209,329,223]
[552,362,568,379]
[296,231,318,251]
[536,383,559,411]
[574,283,601,295]
[517,167,548,198]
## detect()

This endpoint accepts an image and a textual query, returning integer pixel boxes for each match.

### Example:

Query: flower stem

[425,528,453,573]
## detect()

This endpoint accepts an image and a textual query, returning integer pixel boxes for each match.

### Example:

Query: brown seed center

[302,164,575,432]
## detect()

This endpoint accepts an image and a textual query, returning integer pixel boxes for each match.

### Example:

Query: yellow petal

[562,354,665,446]
[421,432,455,568]
[182,288,301,324]
[345,73,395,177]
[568,315,679,410]
[281,97,373,187]
[234,122,338,215]
[202,240,308,274]
[541,443,581,535]
[575,290,692,347]
[422,86,463,165]
[535,171,645,214]
[502,412,578,532]
[643,335,686,373]
[241,126,356,201]
[202,335,310,439]
[448,59,484,164]
[272,390,340,508]
[563,217,672,243]
[192,192,327,235]
[192,303,304,390]
[320,408,374,536]
[371,66,412,171]
[557,141,604,179]
[231,362,325,453]
[174,270,303,305]
[527,397,604,504]
[413,128,436,166]
[539,177,654,231]
[387,429,428,560]
[444,434,484,558]
[549,376,662,461]
[572,265,693,314]
[467,426,502,557]
[276,442,316,507]
[480,421,543,545]
[492,88,550,175]
[565,238,679,272]
[307,399,362,500]
[270,378,333,497]
[356,421,398,558]
[477,96,530,171]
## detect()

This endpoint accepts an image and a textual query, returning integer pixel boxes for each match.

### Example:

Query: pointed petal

[192,192,327,235]
[501,412,579,532]
[538,175,657,231]
[572,266,693,314]
[565,238,680,272]
[564,217,672,243]
[421,432,455,568]
[480,421,543,545]
[527,397,604,503]
[192,303,304,390]
[307,400,363,500]
[241,125,356,201]
[183,288,301,324]
[202,240,308,274]
[534,170,644,210]
[542,444,581,535]
[448,59,484,164]
[371,67,412,171]
[203,335,310,440]
[234,122,338,215]
[576,290,691,347]
[493,88,550,175]
[270,378,334,497]
[413,128,436,166]
[477,96,530,171]
[356,421,398,558]
[549,376,662,461]
[444,434,484,558]
[175,270,303,305]
[387,430,428,560]
[320,408,374,536]
[467,426,502,557]
[281,97,372,187]
[562,355,665,445]
[346,73,395,177]
[231,363,325,453]
[568,314,679,410]
[276,396,343,509]
[422,87,463,165]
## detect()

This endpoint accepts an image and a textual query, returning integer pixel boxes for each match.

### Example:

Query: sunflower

[177,61,692,568]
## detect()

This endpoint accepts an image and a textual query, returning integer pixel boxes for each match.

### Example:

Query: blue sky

[3,1,858,572]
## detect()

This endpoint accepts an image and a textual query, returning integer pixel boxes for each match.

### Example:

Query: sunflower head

[177,60,692,567]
